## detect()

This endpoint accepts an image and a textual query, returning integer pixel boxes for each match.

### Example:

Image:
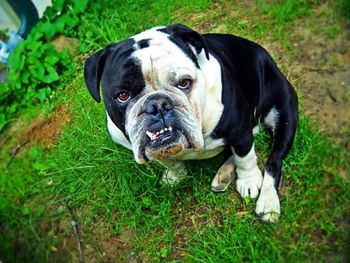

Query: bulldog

[84,24,298,222]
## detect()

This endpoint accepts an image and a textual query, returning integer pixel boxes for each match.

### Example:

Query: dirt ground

[289,3,350,147]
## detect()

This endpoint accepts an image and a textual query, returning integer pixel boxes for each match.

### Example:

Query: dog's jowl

[84,24,298,222]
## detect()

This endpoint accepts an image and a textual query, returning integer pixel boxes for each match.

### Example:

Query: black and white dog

[84,24,298,222]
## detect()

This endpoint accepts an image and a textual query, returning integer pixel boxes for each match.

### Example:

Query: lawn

[0,0,349,262]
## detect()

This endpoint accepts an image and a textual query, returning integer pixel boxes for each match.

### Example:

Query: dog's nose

[145,97,173,115]
[145,95,175,129]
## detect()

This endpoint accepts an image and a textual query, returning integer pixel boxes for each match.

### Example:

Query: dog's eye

[116,92,130,103]
[177,78,192,90]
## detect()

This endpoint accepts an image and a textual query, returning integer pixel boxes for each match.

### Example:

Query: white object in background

[31,0,52,18]
[0,1,21,31]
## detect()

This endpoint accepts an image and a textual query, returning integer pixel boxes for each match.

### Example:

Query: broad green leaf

[40,21,58,40]
[53,0,65,12]
[73,0,89,13]
[37,88,51,102]
[45,54,60,65]
[44,67,59,83]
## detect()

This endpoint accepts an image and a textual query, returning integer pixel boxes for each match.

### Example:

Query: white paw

[161,170,185,186]
[236,167,262,198]
[255,187,280,223]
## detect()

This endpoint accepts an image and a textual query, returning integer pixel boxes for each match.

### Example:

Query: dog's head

[84,24,212,163]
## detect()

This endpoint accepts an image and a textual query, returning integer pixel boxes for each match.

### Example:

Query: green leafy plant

[0,0,92,131]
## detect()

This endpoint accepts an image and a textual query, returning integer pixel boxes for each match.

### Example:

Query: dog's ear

[84,48,110,103]
[161,24,209,60]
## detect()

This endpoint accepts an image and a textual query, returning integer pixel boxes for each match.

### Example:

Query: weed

[326,24,341,38]
[258,0,315,24]
[338,0,350,20]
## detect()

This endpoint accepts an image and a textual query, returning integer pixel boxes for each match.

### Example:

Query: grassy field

[1,0,349,262]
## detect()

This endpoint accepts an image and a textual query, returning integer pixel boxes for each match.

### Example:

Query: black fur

[137,38,150,49]
[205,33,298,191]
[84,38,144,135]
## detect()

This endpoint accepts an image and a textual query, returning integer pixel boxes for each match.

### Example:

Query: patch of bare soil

[79,219,137,263]
[0,104,71,165]
[289,3,350,146]
[11,105,71,152]
[51,35,80,55]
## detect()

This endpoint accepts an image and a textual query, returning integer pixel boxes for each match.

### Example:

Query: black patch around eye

[138,39,150,49]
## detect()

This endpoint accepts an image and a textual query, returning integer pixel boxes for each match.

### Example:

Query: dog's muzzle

[142,94,190,160]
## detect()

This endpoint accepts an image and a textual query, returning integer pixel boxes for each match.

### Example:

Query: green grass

[338,0,350,20]
[1,0,349,262]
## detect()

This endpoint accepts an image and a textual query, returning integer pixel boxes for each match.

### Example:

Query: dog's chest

[171,136,225,161]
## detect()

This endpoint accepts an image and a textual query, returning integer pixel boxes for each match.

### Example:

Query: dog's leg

[232,133,263,199]
[256,105,298,222]
[158,160,187,186]
[233,144,263,199]
[211,156,235,192]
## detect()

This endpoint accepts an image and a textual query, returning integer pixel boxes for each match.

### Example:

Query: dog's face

[84,25,212,163]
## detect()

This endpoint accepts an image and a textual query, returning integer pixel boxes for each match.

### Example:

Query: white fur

[256,171,280,222]
[132,26,167,42]
[252,125,260,135]
[106,113,132,150]
[171,137,225,161]
[233,144,263,199]
[204,137,225,151]
[197,52,224,136]
[264,107,279,134]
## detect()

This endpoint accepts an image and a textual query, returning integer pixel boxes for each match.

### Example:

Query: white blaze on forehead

[132,28,197,89]
[132,26,166,42]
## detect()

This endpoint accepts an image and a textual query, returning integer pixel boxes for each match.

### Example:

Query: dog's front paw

[161,170,186,186]
[211,157,235,192]
[255,187,280,223]
[236,166,262,198]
